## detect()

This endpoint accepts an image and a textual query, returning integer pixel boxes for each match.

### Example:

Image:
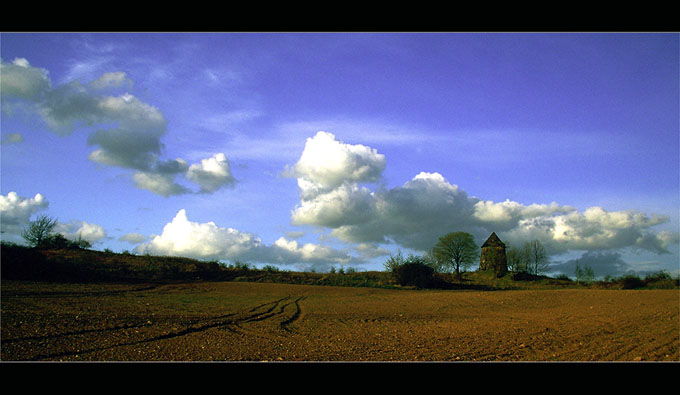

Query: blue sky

[1,32,678,277]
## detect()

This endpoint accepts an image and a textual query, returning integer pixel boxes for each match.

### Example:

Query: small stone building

[479,232,508,276]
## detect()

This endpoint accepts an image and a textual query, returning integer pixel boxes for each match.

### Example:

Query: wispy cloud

[277,119,429,146]
[203,67,243,86]
[60,56,115,85]
[119,233,148,244]
[1,133,24,145]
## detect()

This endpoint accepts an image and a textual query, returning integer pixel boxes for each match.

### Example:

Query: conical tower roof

[482,232,506,248]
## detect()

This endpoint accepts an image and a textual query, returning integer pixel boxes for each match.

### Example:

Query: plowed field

[1,281,678,361]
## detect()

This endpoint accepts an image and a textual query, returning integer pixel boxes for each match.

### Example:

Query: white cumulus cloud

[0,58,51,100]
[503,207,675,255]
[473,199,575,231]
[292,183,377,228]
[186,153,236,193]
[0,192,49,236]
[135,209,261,261]
[272,237,351,264]
[55,220,107,244]
[288,131,386,198]
[132,172,190,197]
[134,209,357,268]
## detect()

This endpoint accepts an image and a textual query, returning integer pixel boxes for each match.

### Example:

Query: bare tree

[506,244,527,273]
[524,239,548,275]
[21,214,57,248]
[575,261,595,283]
[422,248,446,273]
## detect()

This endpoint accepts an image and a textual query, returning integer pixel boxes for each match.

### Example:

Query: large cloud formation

[288,132,679,260]
[1,58,235,197]
[134,209,355,268]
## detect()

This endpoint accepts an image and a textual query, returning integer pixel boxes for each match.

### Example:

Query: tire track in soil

[230,296,307,337]
[25,295,307,361]
[280,296,306,331]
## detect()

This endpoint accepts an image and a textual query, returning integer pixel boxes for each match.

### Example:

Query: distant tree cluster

[574,262,595,283]
[506,239,548,275]
[329,265,358,274]
[383,231,480,288]
[383,230,556,287]
[384,232,478,284]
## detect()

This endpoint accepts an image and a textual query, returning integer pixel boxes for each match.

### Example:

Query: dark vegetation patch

[1,243,227,284]
[0,242,395,287]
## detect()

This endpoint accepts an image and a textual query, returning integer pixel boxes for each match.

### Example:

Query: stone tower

[479,232,508,277]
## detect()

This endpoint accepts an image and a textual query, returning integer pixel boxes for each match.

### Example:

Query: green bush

[512,271,544,281]
[228,260,250,270]
[618,274,645,289]
[643,271,677,289]
[383,250,406,272]
[644,271,671,282]
[40,234,92,250]
[392,255,435,288]
[41,234,70,249]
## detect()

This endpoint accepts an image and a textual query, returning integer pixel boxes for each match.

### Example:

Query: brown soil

[1,281,678,362]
